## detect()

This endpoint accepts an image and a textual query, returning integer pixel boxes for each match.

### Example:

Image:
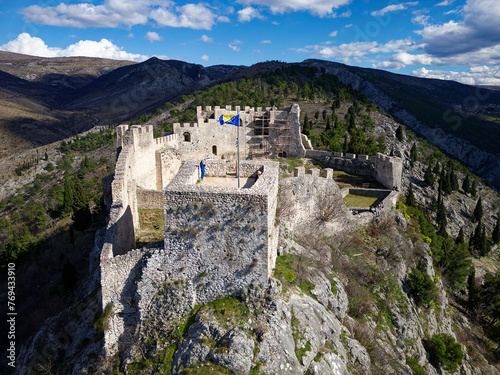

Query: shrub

[426,334,463,372]
[406,356,425,375]
[407,267,437,307]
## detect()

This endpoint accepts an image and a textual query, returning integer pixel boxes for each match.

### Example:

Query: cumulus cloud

[150,3,219,30]
[21,0,223,30]
[237,7,265,22]
[0,33,148,61]
[145,31,162,42]
[201,54,209,61]
[260,40,271,44]
[329,30,338,37]
[412,66,500,85]
[200,34,213,43]
[371,2,419,17]
[236,0,353,17]
[416,0,500,56]
[228,44,241,52]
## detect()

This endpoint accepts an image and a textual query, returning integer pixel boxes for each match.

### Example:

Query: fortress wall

[154,133,178,150]
[156,148,182,190]
[101,248,152,355]
[279,169,346,233]
[205,159,227,177]
[137,187,165,209]
[306,150,403,189]
[161,190,269,305]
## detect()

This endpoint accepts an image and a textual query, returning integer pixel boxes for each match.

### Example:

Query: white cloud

[21,0,223,30]
[272,21,279,25]
[201,54,209,61]
[253,49,263,54]
[236,0,353,17]
[417,0,500,56]
[331,10,351,18]
[260,40,272,44]
[150,3,219,30]
[145,31,162,42]
[329,30,338,37]
[200,34,213,43]
[371,2,419,17]
[228,44,241,51]
[412,66,500,85]
[237,7,265,22]
[436,0,455,6]
[0,33,148,61]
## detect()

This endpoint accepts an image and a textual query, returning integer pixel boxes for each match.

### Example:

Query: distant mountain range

[0,51,499,186]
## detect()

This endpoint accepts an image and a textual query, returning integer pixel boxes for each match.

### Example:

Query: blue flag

[219,114,240,126]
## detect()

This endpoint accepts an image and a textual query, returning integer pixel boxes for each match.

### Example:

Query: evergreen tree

[450,170,459,191]
[410,143,418,167]
[424,163,435,186]
[479,223,491,257]
[322,109,327,120]
[493,215,500,244]
[472,219,483,250]
[442,239,472,291]
[471,179,477,197]
[472,198,483,223]
[456,228,465,245]
[467,268,480,311]
[342,137,348,153]
[406,183,416,207]
[396,124,404,141]
[445,170,453,195]
[437,203,448,237]
[73,175,88,212]
[314,111,319,120]
[433,162,441,175]
[325,117,331,131]
[63,177,75,214]
[44,150,49,161]
[462,174,471,193]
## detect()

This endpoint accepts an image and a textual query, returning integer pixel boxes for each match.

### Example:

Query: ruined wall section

[305,150,402,189]
[278,167,347,233]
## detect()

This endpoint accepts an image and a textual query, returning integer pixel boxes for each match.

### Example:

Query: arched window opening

[212,145,218,155]
[183,132,191,142]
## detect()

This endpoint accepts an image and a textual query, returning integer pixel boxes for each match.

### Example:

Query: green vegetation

[426,334,463,372]
[343,193,382,208]
[406,356,425,375]
[407,268,437,307]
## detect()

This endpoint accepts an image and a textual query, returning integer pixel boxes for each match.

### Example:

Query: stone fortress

[95,104,402,354]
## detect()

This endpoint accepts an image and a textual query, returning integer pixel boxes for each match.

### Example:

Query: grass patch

[343,194,383,208]
[137,209,164,243]
[204,296,250,329]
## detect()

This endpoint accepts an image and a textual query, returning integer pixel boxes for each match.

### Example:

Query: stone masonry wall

[305,150,402,189]
[174,104,305,161]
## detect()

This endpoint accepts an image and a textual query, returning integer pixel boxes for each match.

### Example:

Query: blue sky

[0,0,499,85]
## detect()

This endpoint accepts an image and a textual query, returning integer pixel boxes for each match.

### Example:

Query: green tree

[472,197,483,223]
[410,143,418,167]
[424,164,435,186]
[63,176,75,214]
[450,170,459,191]
[467,268,480,311]
[493,215,500,244]
[407,267,437,307]
[471,179,477,197]
[462,174,471,193]
[396,124,404,141]
[456,228,465,245]
[406,183,416,207]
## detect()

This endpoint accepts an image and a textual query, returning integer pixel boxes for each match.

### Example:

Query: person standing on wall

[199,160,206,181]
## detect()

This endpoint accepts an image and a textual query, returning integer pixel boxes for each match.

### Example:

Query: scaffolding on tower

[249,112,291,159]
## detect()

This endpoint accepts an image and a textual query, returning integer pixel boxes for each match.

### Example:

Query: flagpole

[237,116,240,188]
